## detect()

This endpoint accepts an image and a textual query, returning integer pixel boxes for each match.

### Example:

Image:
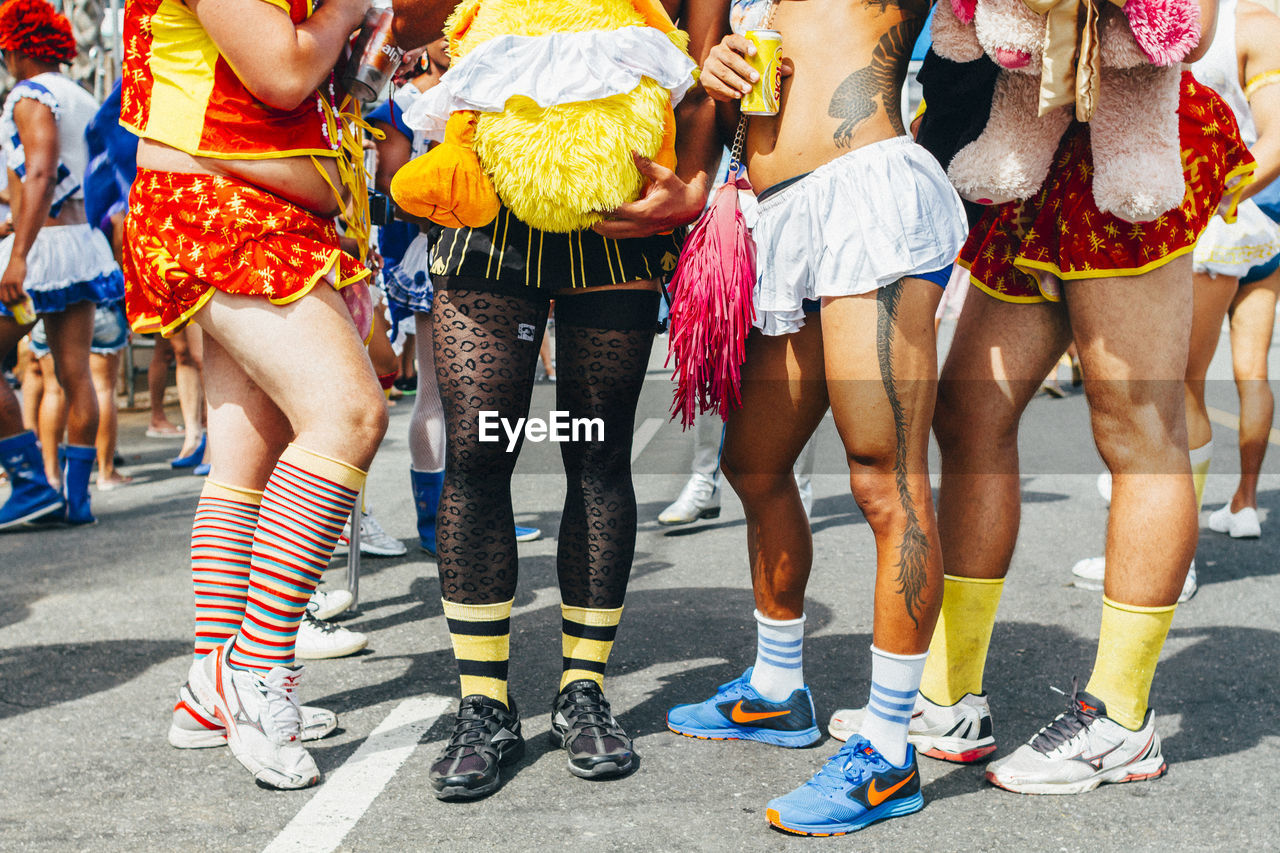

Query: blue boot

[0,431,64,530]
[62,444,96,526]
[410,468,444,555]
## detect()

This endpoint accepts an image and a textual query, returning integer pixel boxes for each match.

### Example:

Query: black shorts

[429,206,683,290]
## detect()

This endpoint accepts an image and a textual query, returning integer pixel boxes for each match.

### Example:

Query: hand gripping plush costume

[931,0,1200,222]
[390,0,697,233]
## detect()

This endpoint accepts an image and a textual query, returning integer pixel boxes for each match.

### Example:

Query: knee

[722,453,792,507]
[848,466,906,527]
[934,382,1016,460]
[335,400,388,456]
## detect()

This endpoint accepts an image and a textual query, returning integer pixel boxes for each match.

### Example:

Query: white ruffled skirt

[748,136,968,336]
[0,222,122,314]
[1193,199,1280,278]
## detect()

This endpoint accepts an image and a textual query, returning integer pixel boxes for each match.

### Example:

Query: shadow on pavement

[0,639,188,720]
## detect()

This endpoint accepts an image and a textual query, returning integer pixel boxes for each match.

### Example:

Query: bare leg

[823,280,948,653]
[201,333,292,490]
[148,336,178,432]
[934,288,1071,582]
[42,303,100,447]
[721,321,829,619]
[18,339,39,431]
[194,286,387,469]
[1068,257,1197,606]
[90,351,131,486]
[0,317,31,438]
[1226,270,1280,511]
[1184,271,1237,452]
[171,327,206,457]
[35,354,66,487]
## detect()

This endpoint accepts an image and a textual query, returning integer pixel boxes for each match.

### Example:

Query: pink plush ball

[1124,0,1200,65]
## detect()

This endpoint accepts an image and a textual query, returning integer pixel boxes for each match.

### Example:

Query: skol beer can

[741,29,783,116]
[341,6,403,102]
[9,295,35,325]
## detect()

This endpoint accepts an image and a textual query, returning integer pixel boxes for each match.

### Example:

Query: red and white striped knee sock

[227,445,365,673]
[191,480,263,659]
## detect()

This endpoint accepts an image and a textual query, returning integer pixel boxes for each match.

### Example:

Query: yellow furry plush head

[392,0,688,233]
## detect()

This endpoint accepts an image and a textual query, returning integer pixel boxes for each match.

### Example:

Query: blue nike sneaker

[666,668,821,747]
[766,737,923,836]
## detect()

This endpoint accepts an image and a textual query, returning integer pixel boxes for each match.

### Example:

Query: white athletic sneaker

[1071,557,1197,602]
[985,687,1166,795]
[340,510,408,557]
[169,680,337,748]
[828,692,996,763]
[296,610,368,659]
[658,476,720,525]
[1208,504,1261,539]
[308,588,354,621]
[194,642,321,789]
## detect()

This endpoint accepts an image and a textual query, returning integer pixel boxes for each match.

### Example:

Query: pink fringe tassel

[665,174,757,429]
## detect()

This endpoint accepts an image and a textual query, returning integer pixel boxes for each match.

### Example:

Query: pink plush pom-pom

[1124,0,1200,65]
[950,0,977,23]
[665,175,757,428]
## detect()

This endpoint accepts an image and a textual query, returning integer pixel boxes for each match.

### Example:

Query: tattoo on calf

[876,281,929,627]
[827,20,922,145]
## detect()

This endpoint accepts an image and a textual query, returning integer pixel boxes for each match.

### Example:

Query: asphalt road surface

[2,320,1277,852]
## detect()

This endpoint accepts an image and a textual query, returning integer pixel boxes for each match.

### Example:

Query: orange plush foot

[390,111,501,229]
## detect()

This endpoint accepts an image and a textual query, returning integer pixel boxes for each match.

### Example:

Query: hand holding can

[340,5,404,102]
[741,30,783,116]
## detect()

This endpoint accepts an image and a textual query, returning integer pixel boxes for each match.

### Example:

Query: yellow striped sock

[1085,596,1176,730]
[919,575,1005,706]
[560,604,623,691]
[1190,440,1212,512]
[442,598,512,708]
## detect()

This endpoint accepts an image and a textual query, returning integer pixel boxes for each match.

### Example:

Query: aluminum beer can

[341,6,403,102]
[9,295,36,325]
[741,29,783,116]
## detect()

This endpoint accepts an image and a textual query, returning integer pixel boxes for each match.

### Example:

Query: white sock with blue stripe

[858,645,929,767]
[748,609,805,702]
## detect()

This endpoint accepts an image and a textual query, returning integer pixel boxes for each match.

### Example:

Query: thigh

[1065,257,1192,435]
[41,302,96,385]
[937,284,1071,445]
[1228,273,1280,380]
[193,285,382,430]
[821,279,943,465]
[202,333,292,489]
[1186,271,1237,382]
[722,319,830,481]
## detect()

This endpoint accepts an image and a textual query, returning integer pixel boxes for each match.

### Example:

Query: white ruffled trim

[749,137,969,336]
[403,26,696,142]
[0,223,119,292]
[2,81,62,126]
[1193,199,1280,277]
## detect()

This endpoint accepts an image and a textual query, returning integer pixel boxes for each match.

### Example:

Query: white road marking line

[631,417,663,464]
[262,695,452,853]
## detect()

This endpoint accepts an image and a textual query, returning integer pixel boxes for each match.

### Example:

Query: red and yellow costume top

[119,0,370,338]
[120,0,338,160]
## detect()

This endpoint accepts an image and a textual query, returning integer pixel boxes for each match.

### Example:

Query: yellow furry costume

[390,0,695,233]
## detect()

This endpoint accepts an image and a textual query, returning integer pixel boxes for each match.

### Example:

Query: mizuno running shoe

[985,685,1166,795]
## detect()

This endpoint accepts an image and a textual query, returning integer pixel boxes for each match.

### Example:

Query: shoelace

[561,688,618,737]
[442,700,502,757]
[303,611,342,634]
[1031,679,1100,753]
[259,673,305,743]
[361,513,394,544]
[805,739,888,798]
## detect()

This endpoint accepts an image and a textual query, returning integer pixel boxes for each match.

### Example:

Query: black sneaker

[393,376,417,396]
[550,680,635,779]
[429,695,524,800]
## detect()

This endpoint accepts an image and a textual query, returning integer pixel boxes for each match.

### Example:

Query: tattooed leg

[821,279,943,653]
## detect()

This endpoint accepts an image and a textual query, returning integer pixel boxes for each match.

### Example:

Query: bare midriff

[137,139,347,219]
[744,0,928,193]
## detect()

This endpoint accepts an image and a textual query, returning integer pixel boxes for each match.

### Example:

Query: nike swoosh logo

[867,771,916,807]
[730,701,790,724]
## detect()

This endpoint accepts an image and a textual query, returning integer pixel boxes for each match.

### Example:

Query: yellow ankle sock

[1191,440,1212,511]
[1084,596,1176,730]
[442,598,512,708]
[919,575,1004,705]
[560,604,623,691]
